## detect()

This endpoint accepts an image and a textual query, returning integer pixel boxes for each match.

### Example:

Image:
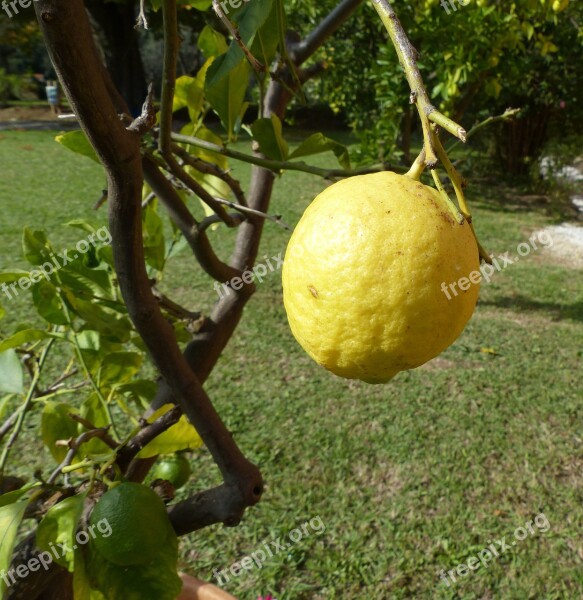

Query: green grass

[0,130,582,599]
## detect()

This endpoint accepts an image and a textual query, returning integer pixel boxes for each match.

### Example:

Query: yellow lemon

[282,171,480,383]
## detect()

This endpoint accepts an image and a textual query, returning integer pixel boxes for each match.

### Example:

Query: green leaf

[66,220,98,235]
[173,75,204,121]
[64,294,132,343]
[0,329,58,353]
[86,521,181,600]
[288,133,351,169]
[0,270,29,284]
[98,352,143,389]
[142,204,166,272]
[0,350,23,394]
[42,402,80,463]
[36,494,87,570]
[206,0,273,88]
[58,261,113,302]
[73,549,107,600]
[22,228,52,266]
[55,131,100,164]
[138,404,203,459]
[0,500,28,598]
[251,1,281,66]
[198,25,228,58]
[0,483,39,508]
[114,381,157,411]
[79,394,111,456]
[251,115,289,161]
[32,280,68,325]
[205,58,250,138]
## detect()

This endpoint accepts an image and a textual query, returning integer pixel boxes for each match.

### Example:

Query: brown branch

[142,155,246,284]
[145,0,366,417]
[35,0,262,528]
[116,405,182,472]
[171,143,248,207]
[47,428,111,485]
[290,0,364,66]
[69,414,118,450]
[158,0,237,226]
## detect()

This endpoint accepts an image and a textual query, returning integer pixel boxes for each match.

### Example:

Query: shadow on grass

[467,178,580,221]
[480,295,583,323]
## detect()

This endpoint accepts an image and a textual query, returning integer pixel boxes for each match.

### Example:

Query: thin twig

[446,108,521,153]
[69,414,118,449]
[211,0,266,74]
[370,0,465,166]
[212,197,291,230]
[135,0,149,30]
[171,132,406,178]
[117,405,182,472]
[159,0,237,226]
[151,287,203,321]
[171,143,248,207]
[0,341,54,474]
[47,428,111,485]
[0,410,20,444]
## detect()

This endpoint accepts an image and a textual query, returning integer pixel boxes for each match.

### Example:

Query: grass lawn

[0,129,582,599]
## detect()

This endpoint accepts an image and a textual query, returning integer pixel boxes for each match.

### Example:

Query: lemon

[282,171,480,383]
[149,454,192,490]
[89,482,171,565]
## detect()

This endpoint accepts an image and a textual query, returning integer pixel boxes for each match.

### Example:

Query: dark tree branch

[290,0,364,66]
[34,0,262,529]
[142,155,246,284]
[171,143,248,207]
[116,405,183,472]
[158,0,237,226]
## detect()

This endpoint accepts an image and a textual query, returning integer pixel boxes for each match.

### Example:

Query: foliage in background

[288,0,582,173]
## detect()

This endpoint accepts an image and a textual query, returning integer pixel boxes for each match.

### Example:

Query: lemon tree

[283,172,480,383]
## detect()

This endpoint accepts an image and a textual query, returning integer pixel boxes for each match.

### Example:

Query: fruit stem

[431,128,493,264]
[431,169,465,225]
[404,149,426,181]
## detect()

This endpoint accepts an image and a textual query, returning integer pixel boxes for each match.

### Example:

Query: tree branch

[159,0,237,226]
[35,0,262,526]
[172,132,404,178]
[116,405,183,472]
[290,0,364,66]
[142,156,245,284]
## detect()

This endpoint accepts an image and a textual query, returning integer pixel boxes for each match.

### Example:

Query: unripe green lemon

[89,482,170,566]
[150,454,192,490]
